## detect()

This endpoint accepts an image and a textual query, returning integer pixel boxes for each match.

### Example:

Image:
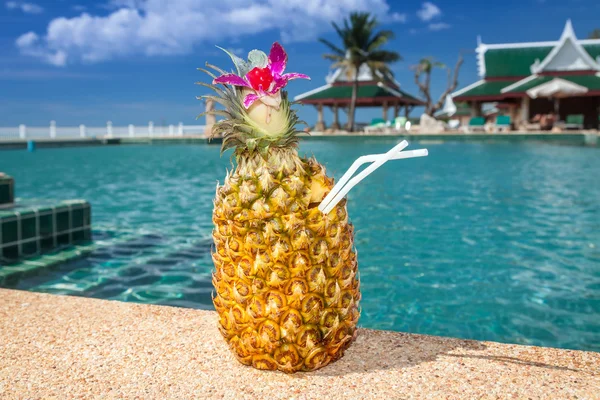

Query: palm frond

[323,53,345,62]
[368,50,401,63]
[318,38,345,56]
[367,30,395,51]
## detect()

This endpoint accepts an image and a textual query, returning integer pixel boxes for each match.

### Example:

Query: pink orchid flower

[213,42,310,110]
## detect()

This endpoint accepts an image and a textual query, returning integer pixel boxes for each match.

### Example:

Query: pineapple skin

[212,149,360,373]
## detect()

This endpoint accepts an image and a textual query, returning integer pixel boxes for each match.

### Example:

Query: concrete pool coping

[1,289,598,399]
[0,132,598,150]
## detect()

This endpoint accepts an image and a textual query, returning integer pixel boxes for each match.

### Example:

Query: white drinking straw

[318,141,428,214]
[319,140,408,213]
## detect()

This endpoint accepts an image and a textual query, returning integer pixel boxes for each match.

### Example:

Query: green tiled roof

[583,44,600,60]
[297,84,422,104]
[565,74,600,90]
[505,76,552,93]
[507,75,600,93]
[454,80,517,98]
[485,47,552,78]
[483,43,600,78]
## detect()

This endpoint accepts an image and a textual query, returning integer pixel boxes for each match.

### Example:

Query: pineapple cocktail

[200,43,360,373]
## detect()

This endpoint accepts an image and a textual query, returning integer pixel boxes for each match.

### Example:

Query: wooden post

[470,101,482,117]
[382,101,388,121]
[508,104,517,126]
[520,97,530,124]
[19,124,26,139]
[80,124,86,138]
[315,103,325,131]
[404,105,410,118]
[331,104,340,130]
[394,104,400,119]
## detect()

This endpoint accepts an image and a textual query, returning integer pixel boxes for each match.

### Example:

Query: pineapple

[199,43,360,373]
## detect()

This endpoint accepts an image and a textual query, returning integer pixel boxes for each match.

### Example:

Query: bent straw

[319,140,408,213]
[318,141,428,214]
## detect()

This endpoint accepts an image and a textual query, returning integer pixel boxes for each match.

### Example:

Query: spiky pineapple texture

[197,63,303,155]
[211,152,360,373]
[199,50,360,373]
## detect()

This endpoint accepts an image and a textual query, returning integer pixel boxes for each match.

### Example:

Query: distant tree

[319,12,401,131]
[412,55,463,116]
[589,29,600,39]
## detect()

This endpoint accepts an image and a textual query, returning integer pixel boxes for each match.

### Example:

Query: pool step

[29,237,213,297]
[0,174,14,209]
[0,243,98,286]
[0,231,146,287]
[0,199,92,262]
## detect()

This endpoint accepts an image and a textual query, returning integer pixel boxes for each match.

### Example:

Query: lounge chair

[364,118,387,133]
[494,115,511,132]
[522,122,541,131]
[564,114,584,130]
[394,116,408,131]
[447,119,460,130]
[462,117,486,133]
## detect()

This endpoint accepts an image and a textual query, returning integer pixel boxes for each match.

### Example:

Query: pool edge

[1,288,598,399]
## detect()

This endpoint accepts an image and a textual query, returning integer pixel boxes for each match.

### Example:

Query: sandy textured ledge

[0,289,598,399]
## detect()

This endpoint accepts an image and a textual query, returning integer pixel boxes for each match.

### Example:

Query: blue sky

[1,0,599,127]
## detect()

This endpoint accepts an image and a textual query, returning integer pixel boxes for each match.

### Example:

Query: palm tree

[319,12,401,132]
[589,29,600,39]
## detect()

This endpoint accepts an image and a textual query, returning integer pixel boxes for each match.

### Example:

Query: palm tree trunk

[348,76,359,132]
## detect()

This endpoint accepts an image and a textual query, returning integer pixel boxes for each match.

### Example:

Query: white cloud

[417,2,441,22]
[428,22,450,31]
[389,12,407,23]
[15,31,67,66]
[16,0,405,66]
[5,1,43,14]
[15,31,38,47]
[72,5,87,11]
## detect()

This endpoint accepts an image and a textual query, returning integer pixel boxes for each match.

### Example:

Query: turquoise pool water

[1,139,599,352]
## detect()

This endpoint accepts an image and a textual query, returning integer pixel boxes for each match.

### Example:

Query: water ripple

[1,141,599,351]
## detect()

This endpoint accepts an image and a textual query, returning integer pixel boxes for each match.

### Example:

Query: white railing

[0,121,207,140]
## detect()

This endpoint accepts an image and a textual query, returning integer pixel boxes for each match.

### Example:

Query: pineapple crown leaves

[215,46,268,77]
[196,45,310,156]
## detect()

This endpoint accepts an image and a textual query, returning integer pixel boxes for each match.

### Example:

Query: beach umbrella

[526,78,588,115]
[435,94,457,117]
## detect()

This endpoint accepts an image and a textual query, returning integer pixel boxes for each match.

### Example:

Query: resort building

[453,20,600,130]
[294,64,423,130]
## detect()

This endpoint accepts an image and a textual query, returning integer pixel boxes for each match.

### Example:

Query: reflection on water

[1,139,599,351]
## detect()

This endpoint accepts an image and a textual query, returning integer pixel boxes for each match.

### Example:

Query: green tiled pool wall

[0,201,91,261]
[0,175,14,207]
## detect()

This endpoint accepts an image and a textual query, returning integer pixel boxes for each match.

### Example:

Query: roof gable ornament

[475,38,487,77]
[532,19,600,73]
[530,59,541,74]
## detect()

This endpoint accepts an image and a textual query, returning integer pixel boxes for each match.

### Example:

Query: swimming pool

[1,138,599,352]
